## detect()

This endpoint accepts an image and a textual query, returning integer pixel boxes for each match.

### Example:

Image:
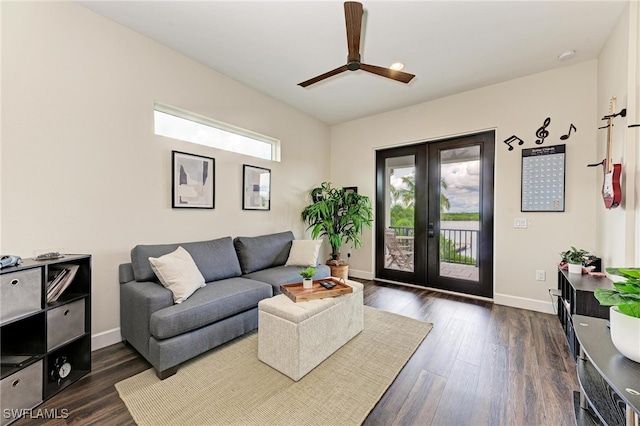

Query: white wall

[634,2,640,265]
[331,61,599,313]
[596,2,640,268]
[1,2,330,348]
[596,4,630,267]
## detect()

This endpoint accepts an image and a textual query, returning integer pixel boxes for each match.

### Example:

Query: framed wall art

[521,144,565,212]
[242,164,271,210]
[172,151,215,209]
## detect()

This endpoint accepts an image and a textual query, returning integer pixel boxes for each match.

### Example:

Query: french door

[375,131,494,298]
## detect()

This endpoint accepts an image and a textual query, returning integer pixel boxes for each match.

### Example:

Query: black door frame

[426,132,494,298]
[375,144,426,285]
[375,131,495,298]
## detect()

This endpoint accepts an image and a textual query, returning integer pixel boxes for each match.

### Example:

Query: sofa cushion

[233,231,294,274]
[285,239,322,266]
[243,264,332,295]
[148,246,206,304]
[149,277,272,340]
[131,237,242,283]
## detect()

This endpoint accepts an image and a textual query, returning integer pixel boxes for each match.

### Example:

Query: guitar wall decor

[588,96,622,209]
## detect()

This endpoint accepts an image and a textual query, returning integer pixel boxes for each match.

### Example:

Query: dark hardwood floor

[12,279,579,425]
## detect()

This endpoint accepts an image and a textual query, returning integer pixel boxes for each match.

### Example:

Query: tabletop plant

[299,266,316,280]
[594,268,640,318]
[560,246,588,265]
[301,182,373,262]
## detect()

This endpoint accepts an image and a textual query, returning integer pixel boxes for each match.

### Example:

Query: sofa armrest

[120,279,173,359]
[119,263,135,284]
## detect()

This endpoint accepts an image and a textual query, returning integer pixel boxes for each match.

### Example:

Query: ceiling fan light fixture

[297,2,416,87]
[557,50,576,61]
[390,62,404,71]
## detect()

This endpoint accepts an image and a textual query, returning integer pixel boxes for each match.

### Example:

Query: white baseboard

[493,292,555,314]
[87,292,552,356]
[91,327,122,351]
[347,268,373,280]
[346,270,555,315]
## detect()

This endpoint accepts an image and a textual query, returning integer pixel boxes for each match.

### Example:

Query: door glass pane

[439,146,480,281]
[385,155,415,272]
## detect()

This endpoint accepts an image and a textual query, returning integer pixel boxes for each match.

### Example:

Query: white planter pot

[568,263,582,274]
[303,279,313,289]
[610,306,640,363]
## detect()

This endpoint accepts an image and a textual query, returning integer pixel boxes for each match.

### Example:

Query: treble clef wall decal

[535,117,551,145]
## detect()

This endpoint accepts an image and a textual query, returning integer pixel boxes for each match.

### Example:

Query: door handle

[428,230,435,238]
[428,223,435,238]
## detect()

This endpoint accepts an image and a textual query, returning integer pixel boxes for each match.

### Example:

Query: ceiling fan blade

[360,63,415,84]
[298,65,350,87]
[344,2,363,63]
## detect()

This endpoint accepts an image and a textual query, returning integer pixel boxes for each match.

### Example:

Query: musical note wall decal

[560,123,576,140]
[504,116,581,152]
[535,117,551,145]
[503,135,525,151]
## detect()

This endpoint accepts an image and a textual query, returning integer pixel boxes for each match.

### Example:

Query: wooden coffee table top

[280,277,353,303]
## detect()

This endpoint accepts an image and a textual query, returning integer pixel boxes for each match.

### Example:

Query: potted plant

[560,246,588,274]
[299,266,316,289]
[594,267,640,362]
[301,182,373,279]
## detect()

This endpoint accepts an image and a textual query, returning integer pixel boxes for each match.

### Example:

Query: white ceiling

[78,1,628,125]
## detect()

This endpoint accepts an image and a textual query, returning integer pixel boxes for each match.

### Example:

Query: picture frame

[521,144,565,212]
[242,164,271,210]
[172,151,215,209]
[343,186,358,194]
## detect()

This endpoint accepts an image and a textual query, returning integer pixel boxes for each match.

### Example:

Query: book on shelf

[1,354,34,367]
[46,268,67,292]
[46,264,79,303]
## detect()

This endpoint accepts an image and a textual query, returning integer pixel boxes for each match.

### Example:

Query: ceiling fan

[298,1,415,88]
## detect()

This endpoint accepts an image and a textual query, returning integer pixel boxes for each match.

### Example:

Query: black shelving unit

[573,315,640,426]
[0,255,91,426]
[557,269,612,358]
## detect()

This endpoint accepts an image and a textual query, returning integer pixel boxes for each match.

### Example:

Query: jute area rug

[115,306,433,426]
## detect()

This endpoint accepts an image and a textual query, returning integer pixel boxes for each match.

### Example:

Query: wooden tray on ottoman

[280,277,352,303]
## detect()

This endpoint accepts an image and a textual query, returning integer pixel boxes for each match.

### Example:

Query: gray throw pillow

[131,237,242,282]
[233,231,294,274]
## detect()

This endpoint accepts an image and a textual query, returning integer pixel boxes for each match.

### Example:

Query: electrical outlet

[536,270,546,281]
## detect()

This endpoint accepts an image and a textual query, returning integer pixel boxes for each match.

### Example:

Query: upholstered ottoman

[257,279,364,381]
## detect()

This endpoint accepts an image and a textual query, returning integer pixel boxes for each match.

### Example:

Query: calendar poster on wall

[521,144,565,212]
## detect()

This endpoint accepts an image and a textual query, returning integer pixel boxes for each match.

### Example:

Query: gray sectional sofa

[118,231,330,379]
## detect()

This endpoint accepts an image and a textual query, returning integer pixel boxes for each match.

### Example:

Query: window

[154,102,280,161]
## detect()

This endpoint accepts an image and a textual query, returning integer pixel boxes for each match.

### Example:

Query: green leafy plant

[594,268,640,318]
[299,266,316,280]
[560,246,588,265]
[301,182,373,258]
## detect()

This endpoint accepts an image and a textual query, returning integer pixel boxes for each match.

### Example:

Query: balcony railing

[389,226,478,266]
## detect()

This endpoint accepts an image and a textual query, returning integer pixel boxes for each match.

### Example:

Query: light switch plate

[514,218,527,228]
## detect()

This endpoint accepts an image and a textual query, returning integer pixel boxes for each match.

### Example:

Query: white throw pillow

[148,246,206,304]
[285,240,322,266]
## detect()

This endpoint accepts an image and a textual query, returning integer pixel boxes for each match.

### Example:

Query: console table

[573,314,640,426]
